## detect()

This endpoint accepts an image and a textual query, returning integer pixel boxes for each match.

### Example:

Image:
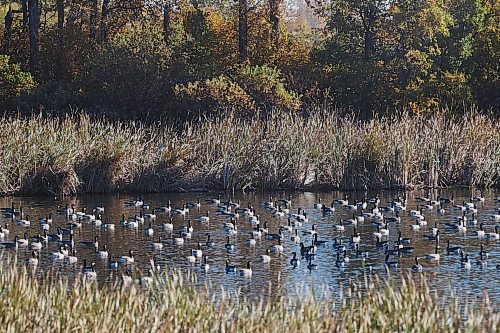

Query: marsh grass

[0,109,499,195]
[0,260,496,332]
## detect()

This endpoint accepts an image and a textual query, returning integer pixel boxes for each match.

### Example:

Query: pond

[1,189,499,305]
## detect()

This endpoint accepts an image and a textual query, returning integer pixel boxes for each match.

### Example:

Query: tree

[27,0,40,75]
[238,0,248,62]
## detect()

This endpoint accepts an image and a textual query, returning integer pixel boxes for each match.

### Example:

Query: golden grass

[0,108,498,195]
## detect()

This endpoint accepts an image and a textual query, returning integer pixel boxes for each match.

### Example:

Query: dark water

[1,189,499,305]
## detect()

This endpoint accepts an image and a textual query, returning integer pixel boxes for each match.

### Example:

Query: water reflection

[0,189,498,305]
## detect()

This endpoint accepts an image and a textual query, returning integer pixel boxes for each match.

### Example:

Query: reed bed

[0,261,497,333]
[0,109,499,195]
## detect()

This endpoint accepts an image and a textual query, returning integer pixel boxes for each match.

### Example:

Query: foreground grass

[0,108,499,195]
[0,263,497,333]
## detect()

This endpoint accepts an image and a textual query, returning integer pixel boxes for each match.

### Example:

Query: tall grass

[0,262,497,332]
[0,108,499,195]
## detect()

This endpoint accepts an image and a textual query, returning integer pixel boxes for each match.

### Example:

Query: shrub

[0,55,36,110]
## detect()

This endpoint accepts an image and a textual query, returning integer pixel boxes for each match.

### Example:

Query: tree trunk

[3,7,13,54]
[269,0,280,47]
[100,0,110,42]
[28,0,40,75]
[56,0,65,79]
[89,0,98,38]
[163,2,171,44]
[21,0,28,30]
[238,0,248,62]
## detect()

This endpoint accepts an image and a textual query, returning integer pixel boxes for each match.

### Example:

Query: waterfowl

[333,194,349,206]
[260,249,272,263]
[384,253,399,268]
[376,236,389,248]
[96,244,109,258]
[259,195,274,207]
[102,218,116,231]
[157,200,172,213]
[279,219,293,232]
[225,236,235,251]
[47,228,63,241]
[335,253,345,267]
[476,252,487,267]
[461,254,471,270]
[259,221,269,234]
[201,255,210,272]
[428,220,439,236]
[145,223,154,236]
[453,201,466,211]
[239,261,252,277]
[119,214,128,226]
[30,235,43,250]
[321,203,336,215]
[247,233,257,247]
[17,233,29,247]
[479,244,489,259]
[267,229,283,241]
[488,210,500,221]
[127,217,139,228]
[425,245,440,260]
[335,219,345,231]
[108,255,119,269]
[66,249,78,264]
[225,260,237,273]
[314,197,323,209]
[192,243,203,258]
[16,214,31,226]
[415,194,430,203]
[135,212,145,223]
[303,224,317,236]
[173,231,185,245]
[271,238,284,253]
[0,224,10,237]
[186,251,196,263]
[205,234,215,247]
[332,238,345,252]
[291,229,301,243]
[342,250,350,263]
[424,229,440,241]
[26,251,39,266]
[187,197,201,209]
[475,223,485,237]
[439,195,454,204]
[273,206,286,218]
[355,244,369,257]
[446,240,461,254]
[367,194,380,205]
[162,217,174,231]
[412,256,423,272]
[80,236,99,248]
[290,252,300,266]
[118,250,135,264]
[151,236,164,250]
[307,257,318,270]
[437,204,445,214]
[50,247,66,260]
[384,212,401,223]
[39,213,53,224]
[92,214,102,227]
[181,220,193,238]
[82,260,97,280]
[313,233,327,247]
[198,211,210,223]
[484,226,499,239]
[144,209,157,220]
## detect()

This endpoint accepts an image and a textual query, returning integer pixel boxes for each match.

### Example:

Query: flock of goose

[0,192,499,285]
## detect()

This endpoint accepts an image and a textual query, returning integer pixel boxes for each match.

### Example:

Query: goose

[30,235,43,250]
[303,224,317,236]
[333,194,349,206]
[267,229,283,241]
[47,228,63,241]
[425,244,440,260]
[412,256,423,272]
[205,233,215,247]
[475,223,485,237]
[446,240,461,254]
[66,249,78,264]
[252,224,262,238]
[102,218,116,231]
[119,214,128,226]
[471,191,485,202]
[181,221,193,238]
[50,247,66,260]
[186,251,196,263]
[271,238,284,253]
[313,233,327,247]
[94,203,105,213]
[0,224,10,237]
[321,203,336,215]
[355,244,369,257]
[121,270,133,285]
[26,251,39,266]
[342,249,350,263]
[297,211,309,223]
[192,243,203,258]
[376,236,389,248]
[80,236,99,248]
[17,233,29,247]
[291,229,301,243]
[437,204,445,214]
[145,223,154,236]
[144,209,157,220]
[350,227,361,243]
[96,244,109,259]
[468,214,478,226]
[453,201,466,211]
[419,201,434,210]
[367,194,380,205]
[0,227,6,239]
[460,254,471,270]
[335,219,345,231]
[187,197,201,209]
[207,194,222,205]
[82,259,97,280]
[415,194,430,203]
[332,238,345,252]
[127,217,139,229]
[279,219,293,232]
[273,206,286,218]
[248,213,260,225]
[247,233,257,247]
[314,197,323,209]
[108,254,119,269]
[225,236,235,251]
[259,221,269,234]
[59,203,74,215]
[39,213,53,224]
[16,215,31,226]
[307,257,318,270]
[197,211,210,223]
[478,244,489,259]
[92,214,102,227]
[259,195,274,207]
[173,231,185,245]
[384,253,399,268]
[151,236,164,250]
[135,212,145,223]
[385,245,400,256]
[373,225,387,239]
[424,229,440,241]
[335,253,346,267]
[260,249,272,263]
[428,221,439,236]
[225,260,237,273]
[384,212,401,223]
[484,226,499,239]
[124,197,144,207]
[290,252,300,266]
[488,210,500,221]
[157,200,172,213]
[409,221,421,230]
[476,252,487,267]
[457,220,467,233]
[343,198,357,210]
[68,217,82,229]
[200,255,210,272]
[118,250,135,264]
[239,261,252,277]
[356,198,368,210]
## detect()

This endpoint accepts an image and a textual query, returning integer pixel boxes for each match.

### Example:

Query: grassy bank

[0,109,499,195]
[0,262,497,332]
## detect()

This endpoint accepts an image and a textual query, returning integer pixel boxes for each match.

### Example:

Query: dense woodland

[0,0,498,119]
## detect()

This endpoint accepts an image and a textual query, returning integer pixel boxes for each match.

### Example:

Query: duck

[173,231,185,245]
[412,256,423,272]
[151,236,164,250]
[118,250,135,264]
[200,255,210,272]
[96,244,109,258]
[290,252,300,266]
[239,261,252,277]
[225,236,235,251]
[260,249,272,263]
